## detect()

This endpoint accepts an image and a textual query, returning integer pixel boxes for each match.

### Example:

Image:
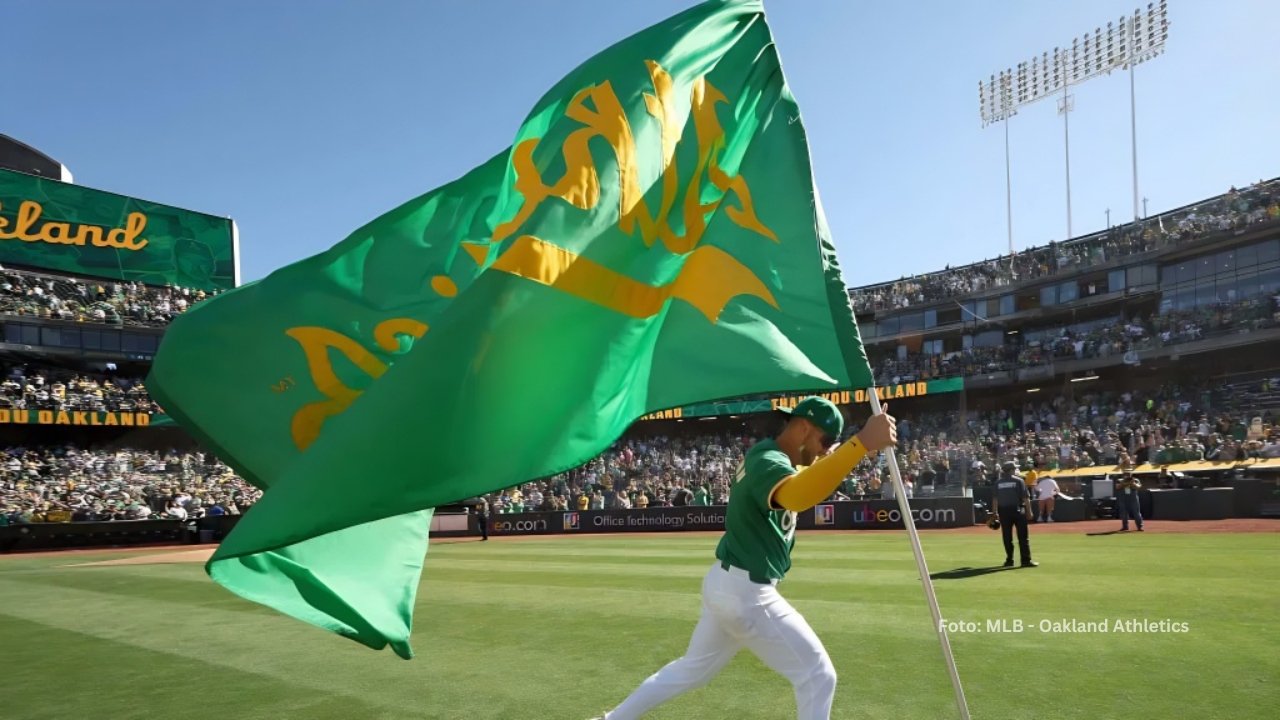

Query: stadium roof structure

[0,134,72,183]
[1039,458,1280,478]
[846,176,1279,298]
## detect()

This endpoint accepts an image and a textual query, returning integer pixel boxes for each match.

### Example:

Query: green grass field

[1,530,1276,719]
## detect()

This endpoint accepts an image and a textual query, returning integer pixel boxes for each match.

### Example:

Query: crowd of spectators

[0,446,258,526]
[0,363,160,414]
[0,265,214,327]
[912,385,1280,483]
[482,434,748,515]
[3,180,1279,523]
[852,179,1280,314]
[477,382,1279,513]
[4,378,1275,524]
[837,382,1280,498]
[872,296,1280,385]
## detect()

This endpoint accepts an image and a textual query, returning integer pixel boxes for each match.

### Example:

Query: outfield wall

[0,518,191,552]
[0,511,477,553]
[0,499,975,551]
[487,498,975,537]
[972,484,1267,521]
[10,485,1276,552]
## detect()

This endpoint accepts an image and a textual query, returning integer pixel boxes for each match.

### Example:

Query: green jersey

[694,486,709,506]
[715,438,798,582]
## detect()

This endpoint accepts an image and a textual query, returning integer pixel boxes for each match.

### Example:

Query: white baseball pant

[604,562,836,720]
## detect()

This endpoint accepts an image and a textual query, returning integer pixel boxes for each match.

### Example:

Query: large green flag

[149,0,872,660]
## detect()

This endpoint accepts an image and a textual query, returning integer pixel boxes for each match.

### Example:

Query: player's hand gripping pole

[867,388,972,720]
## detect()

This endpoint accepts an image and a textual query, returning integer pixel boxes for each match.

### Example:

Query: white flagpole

[867,388,971,720]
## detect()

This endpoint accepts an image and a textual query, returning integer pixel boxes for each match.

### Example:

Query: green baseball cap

[777,396,844,442]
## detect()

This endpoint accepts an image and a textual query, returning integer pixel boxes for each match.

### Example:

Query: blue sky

[10,0,1278,287]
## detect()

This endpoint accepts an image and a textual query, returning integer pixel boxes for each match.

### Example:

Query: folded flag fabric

[148,0,872,659]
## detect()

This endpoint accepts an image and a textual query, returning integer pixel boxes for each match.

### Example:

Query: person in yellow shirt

[1023,462,1038,493]
[577,492,590,511]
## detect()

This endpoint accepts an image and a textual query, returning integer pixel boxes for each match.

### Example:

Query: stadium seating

[3,179,1279,527]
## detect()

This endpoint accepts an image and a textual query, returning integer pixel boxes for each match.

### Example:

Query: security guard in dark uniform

[994,461,1037,567]
[476,498,490,541]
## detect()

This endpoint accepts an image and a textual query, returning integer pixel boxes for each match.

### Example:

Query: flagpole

[867,388,972,720]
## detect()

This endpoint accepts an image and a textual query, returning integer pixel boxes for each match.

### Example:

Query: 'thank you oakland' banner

[0,168,238,291]
[639,378,965,420]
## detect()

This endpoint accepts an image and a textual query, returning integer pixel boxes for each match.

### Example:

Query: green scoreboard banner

[640,378,965,421]
[0,168,238,291]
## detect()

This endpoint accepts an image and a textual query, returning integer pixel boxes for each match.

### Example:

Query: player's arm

[772,413,897,512]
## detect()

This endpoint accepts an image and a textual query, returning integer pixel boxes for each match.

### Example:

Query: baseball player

[590,396,897,720]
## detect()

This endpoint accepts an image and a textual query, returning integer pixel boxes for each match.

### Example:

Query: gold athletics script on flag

[484,60,778,322]
[0,410,152,426]
[282,60,778,451]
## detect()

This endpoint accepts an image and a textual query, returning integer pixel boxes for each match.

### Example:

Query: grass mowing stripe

[2,569,275,616]
[0,615,407,720]
[0,532,1275,719]
[419,577,971,642]
[421,569,927,615]
[428,558,714,577]
[0,577,440,716]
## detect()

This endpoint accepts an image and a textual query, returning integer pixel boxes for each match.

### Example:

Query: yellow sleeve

[772,437,870,512]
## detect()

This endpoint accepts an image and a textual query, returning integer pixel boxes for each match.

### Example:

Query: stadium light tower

[980,1,1169,244]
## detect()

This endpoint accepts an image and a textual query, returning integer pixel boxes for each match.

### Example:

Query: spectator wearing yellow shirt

[577,493,590,511]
